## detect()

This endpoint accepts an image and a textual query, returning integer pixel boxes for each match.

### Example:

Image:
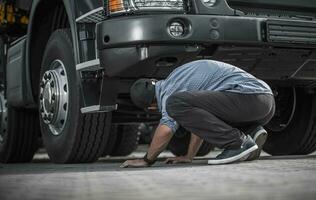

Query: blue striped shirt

[155,60,273,133]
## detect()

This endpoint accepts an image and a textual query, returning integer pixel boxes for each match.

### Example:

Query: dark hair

[130,79,156,109]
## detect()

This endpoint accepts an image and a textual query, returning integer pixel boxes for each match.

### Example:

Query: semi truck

[0,0,316,163]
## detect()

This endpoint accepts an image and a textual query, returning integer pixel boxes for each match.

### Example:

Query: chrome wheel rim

[39,60,69,136]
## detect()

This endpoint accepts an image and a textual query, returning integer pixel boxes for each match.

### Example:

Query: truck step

[76,7,105,24]
[81,105,118,114]
[76,59,102,71]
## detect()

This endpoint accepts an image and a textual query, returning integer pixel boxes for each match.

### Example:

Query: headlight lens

[169,21,185,37]
[106,0,185,15]
[203,0,216,7]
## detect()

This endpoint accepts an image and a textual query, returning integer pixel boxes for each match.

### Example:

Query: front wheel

[168,127,214,157]
[39,29,111,163]
[264,88,316,155]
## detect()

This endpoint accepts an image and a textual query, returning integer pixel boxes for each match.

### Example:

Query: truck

[0,0,316,163]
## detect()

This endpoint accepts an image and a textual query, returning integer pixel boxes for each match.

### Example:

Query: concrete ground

[0,147,316,200]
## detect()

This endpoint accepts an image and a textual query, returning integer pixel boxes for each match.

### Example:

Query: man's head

[130,78,157,110]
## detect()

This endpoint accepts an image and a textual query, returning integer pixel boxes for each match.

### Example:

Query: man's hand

[121,125,173,168]
[165,156,192,164]
[120,159,149,168]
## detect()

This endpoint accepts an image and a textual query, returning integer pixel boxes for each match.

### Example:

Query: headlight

[106,0,185,15]
[203,0,216,7]
[169,21,185,37]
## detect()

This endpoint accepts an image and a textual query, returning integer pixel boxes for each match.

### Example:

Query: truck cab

[1,0,316,163]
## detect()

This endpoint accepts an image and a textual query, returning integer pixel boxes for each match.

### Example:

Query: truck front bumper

[96,14,316,78]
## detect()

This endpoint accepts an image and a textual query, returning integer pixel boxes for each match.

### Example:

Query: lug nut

[40,81,45,88]
[48,114,53,121]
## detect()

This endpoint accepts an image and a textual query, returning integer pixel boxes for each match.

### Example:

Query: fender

[24,0,101,106]
[24,0,78,106]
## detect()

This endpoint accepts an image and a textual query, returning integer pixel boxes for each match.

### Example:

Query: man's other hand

[120,159,149,168]
[165,156,192,164]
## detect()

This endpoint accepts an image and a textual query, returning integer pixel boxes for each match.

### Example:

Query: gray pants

[166,91,275,149]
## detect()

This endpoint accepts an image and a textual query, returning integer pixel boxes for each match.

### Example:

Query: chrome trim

[76,7,106,23]
[81,105,118,113]
[76,59,102,71]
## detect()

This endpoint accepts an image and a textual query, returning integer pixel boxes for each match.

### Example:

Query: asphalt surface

[0,147,316,200]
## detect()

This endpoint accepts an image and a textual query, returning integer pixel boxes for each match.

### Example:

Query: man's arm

[146,124,174,160]
[121,124,173,168]
[165,133,203,164]
[186,133,203,159]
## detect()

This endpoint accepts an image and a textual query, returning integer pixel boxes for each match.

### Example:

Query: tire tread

[110,125,139,157]
[1,107,39,163]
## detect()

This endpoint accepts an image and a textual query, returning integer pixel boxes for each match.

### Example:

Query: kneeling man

[122,59,275,167]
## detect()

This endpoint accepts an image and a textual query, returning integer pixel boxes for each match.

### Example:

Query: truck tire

[110,125,139,156]
[168,127,214,157]
[0,91,39,163]
[39,29,111,163]
[264,88,316,155]
[138,123,155,144]
[102,127,117,156]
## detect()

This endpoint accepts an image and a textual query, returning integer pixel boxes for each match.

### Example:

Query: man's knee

[166,92,191,118]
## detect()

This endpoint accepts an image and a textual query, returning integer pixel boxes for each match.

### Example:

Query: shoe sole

[208,144,258,165]
[246,130,268,161]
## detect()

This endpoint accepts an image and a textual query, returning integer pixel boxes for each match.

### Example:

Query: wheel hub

[40,60,68,136]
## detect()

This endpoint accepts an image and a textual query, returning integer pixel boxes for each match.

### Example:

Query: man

[121,60,275,168]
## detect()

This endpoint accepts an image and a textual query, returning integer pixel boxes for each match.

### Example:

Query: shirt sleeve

[159,109,179,134]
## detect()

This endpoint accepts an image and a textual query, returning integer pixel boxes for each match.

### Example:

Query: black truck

[0,0,316,163]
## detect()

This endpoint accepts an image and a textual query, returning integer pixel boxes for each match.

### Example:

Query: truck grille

[267,20,316,45]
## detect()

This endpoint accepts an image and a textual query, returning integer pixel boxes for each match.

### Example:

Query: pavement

[0,147,316,200]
